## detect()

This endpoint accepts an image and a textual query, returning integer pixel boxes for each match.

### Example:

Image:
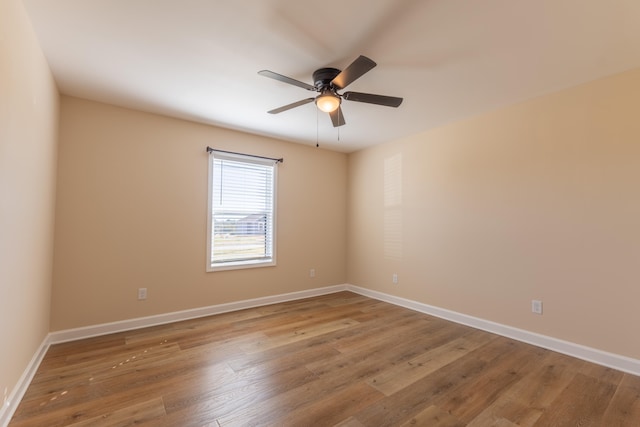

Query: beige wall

[52,97,347,330]
[348,68,640,360]
[0,0,59,406]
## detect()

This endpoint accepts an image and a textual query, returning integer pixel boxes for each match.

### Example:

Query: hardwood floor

[9,291,640,426]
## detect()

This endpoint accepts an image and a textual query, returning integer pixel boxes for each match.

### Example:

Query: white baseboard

[5,283,639,426]
[49,284,348,344]
[0,337,51,427]
[346,284,640,377]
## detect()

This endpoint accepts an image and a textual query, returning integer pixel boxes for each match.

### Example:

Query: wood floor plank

[352,346,494,426]
[66,397,166,427]
[366,328,491,396]
[397,404,465,427]
[333,416,366,427]
[265,382,384,427]
[12,360,233,426]
[329,311,430,354]
[9,292,639,426]
[163,346,337,413]
[215,352,385,425]
[37,334,128,371]
[582,361,626,385]
[434,338,547,423]
[160,364,318,425]
[32,341,182,385]
[14,341,182,410]
[255,306,363,339]
[302,320,467,393]
[225,340,340,373]
[532,373,618,426]
[240,317,360,353]
[467,350,583,427]
[601,373,640,426]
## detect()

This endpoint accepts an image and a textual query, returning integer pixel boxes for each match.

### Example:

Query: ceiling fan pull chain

[338,109,344,142]
[316,107,320,148]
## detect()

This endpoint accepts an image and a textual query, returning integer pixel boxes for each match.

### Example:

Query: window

[207,151,277,271]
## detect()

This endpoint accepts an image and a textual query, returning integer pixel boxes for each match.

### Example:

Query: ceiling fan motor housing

[313,67,341,90]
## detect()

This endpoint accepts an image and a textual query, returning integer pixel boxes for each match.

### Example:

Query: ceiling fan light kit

[315,89,341,113]
[259,55,403,127]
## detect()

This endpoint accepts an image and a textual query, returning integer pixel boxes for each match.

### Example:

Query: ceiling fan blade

[329,106,346,127]
[343,91,403,107]
[258,70,316,91]
[267,98,315,114]
[331,55,377,90]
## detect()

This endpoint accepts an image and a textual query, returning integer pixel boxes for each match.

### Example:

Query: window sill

[207,259,276,272]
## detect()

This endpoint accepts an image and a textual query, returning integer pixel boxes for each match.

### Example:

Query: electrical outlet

[138,288,147,300]
[309,268,315,278]
[531,300,543,315]
[392,273,398,284]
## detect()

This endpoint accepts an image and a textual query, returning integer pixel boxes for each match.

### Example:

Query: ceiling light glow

[315,91,341,113]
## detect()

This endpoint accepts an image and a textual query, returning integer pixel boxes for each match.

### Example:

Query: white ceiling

[23,0,640,152]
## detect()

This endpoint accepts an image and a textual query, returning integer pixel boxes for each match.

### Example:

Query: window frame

[206,151,277,272]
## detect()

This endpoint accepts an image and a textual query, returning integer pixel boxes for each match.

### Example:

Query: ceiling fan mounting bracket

[313,67,341,90]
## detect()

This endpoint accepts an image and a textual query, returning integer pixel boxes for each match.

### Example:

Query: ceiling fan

[259,55,403,127]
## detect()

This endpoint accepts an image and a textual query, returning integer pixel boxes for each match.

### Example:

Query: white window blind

[207,151,277,271]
